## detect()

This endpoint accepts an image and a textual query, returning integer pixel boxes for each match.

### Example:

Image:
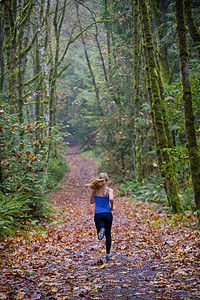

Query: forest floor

[0,146,200,300]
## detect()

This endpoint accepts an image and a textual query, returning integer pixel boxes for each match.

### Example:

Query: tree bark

[150,0,170,84]
[139,0,184,214]
[34,36,41,155]
[143,43,170,201]
[34,0,50,163]
[4,0,17,111]
[133,0,142,182]
[0,5,4,97]
[184,0,200,58]
[18,25,24,124]
[175,0,200,223]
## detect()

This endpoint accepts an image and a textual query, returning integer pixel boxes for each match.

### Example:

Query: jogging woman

[86,172,114,261]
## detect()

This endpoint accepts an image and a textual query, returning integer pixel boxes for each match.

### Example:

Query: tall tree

[139,0,184,213]
[0,4,4,97]
[3,0,17,111]
[150,0,171,84]
[175,0,200,223]
[17,0,34,124]
[133,0,142,182]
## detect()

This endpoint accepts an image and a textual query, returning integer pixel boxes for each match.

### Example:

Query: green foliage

[47,156,69,190]
[165,60,200,138]
[163,60,200,212]
[81,149,102,165]
[118,175,196,212]
[168,145,190,185]
[96,105,154,183]
[0,105,49,216]
[96,110,134,181]
[181,186,195,211]
[56,62,100,146]
[0,103,68,239]
[118,176,168,204]
[0,193,30,239]
[1,0,199,234]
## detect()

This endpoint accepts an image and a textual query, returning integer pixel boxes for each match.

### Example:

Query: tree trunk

[0,5,4,97]
[34,37,41,155]
[184,0,200,58]
[104,0,111,72]
[34,0,50,162]
[133,0,142,182]
[157,76,174,150]
[175,0,200,223]
[139,0,184,214]
[4,0,17,111]
[143,44,170,200]
[18,27,24,124]
[150,0,174,149]
[150,0,170,84]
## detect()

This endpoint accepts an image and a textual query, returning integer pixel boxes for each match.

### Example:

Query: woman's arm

[90,191,95,204]
[109,189,114,211]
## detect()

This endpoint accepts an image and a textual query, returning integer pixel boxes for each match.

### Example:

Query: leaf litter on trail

[0,146,199,299]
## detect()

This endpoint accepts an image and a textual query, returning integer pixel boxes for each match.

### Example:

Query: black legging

[94,212,113,254]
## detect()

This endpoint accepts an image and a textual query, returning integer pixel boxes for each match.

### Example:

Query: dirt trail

[0,147,199,299]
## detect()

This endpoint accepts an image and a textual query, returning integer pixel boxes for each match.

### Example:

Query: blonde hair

[86,172,108,191]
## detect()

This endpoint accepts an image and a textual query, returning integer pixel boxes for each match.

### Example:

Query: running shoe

[98,227,105,240]
[106,252,113,261]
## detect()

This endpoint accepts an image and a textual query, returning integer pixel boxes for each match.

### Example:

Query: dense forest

[0,0,200,238]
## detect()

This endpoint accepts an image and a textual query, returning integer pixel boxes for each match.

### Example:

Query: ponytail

[85,172,108,191]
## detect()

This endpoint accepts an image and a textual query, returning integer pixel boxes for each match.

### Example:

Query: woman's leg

[104,213,113,254]
[94,213,105,237]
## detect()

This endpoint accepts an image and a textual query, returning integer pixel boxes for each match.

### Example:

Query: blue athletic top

[94,188,111,214]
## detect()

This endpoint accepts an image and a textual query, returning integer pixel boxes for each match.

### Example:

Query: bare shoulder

[108,188,114,199]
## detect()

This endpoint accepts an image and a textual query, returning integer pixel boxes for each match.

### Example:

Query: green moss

[133,0,143,182]
[176,0,200,222]
[140,0,184,214]
[185,0,200,58]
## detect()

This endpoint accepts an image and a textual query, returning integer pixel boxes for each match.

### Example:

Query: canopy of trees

[0,0,200,236]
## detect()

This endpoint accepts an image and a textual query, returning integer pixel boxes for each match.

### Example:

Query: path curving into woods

[0,146,199,299]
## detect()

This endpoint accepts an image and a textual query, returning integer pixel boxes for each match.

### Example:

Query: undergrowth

[118,176,196,212]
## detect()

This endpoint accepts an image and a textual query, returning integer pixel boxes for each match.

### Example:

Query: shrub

[118,176,167,204]
[0,193,30,239]
[47,156,69,189]
[0,103,69,239]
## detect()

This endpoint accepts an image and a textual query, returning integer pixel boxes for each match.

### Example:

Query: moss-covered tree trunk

[143,43,170,202]
[139,0,184,214]
[150,0,174,149]
[0,3,3,185]
[4,0,17,111]
[156,70,174,149]
[184,0,200,59]
[34,0,50,163]
[48,0,68,156]
[0,6,4,97]
[34,37,41,155]
[17,1,32,125]
[175,0,200,223]
[18,27,24,124]
[150,0,170,84]
[49,0,60,154]
[133,0,143,182]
